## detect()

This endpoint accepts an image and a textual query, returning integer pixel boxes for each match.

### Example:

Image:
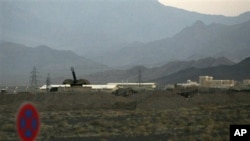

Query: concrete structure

[176,80,200,88]
[40,84,71,90]
[165,84,175,90]
[199,76,213,86]
[107,83,156,90]
[1,89,7,94]
[82,84,118,92]
[39,82,156,93]
[39,84,71,92]
[243,80,250,86]
[199,76,235,88]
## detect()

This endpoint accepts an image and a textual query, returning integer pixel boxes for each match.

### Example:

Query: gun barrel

[71,67,77,84]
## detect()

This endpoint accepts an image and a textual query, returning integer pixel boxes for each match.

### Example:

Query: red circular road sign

[16,103,40,141]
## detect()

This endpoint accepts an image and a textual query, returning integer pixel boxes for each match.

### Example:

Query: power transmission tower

[30,66,38,90]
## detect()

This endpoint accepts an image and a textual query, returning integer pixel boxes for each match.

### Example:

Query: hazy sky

[158,0,250,16]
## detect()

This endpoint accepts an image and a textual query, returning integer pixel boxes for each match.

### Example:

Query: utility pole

[137,67,142,87]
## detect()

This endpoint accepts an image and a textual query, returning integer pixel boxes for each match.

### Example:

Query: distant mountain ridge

[0,42,108,85]
[85,57,234,84]
[153,57,250,85]
[2,0,250,86]
[2,0,250,60]
[101,20,250,67]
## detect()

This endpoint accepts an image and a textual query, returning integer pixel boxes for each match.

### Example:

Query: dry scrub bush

[0,133,8,140]
[90,119,104,127]
[58,120,69,128]
[72,124,86,134]
[1,123,15,132]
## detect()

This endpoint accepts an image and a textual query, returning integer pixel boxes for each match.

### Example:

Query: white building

[39,82,156,93]
[199,76,235,88]
[82,84,118,91]
[107,83,156,89]
[176,80,200,88]
[39,84,71,90]
[199,76,213,86]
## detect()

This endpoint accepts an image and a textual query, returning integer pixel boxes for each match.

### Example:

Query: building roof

[107,83,156,85]
[39,84,71,90]
[82,84,117,89]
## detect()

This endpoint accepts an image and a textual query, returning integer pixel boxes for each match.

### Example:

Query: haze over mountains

[103,19,250,67]
[2,0,250,61]
[154,57,250,85]
[0,42,108,85]
[1,0,250,86]
[0,40,239,86]
[84,57,235,84]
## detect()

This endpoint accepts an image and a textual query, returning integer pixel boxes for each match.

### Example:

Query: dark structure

[46,73,51,93]
[30,66,38,89]
[63,67,90,86]
[137,68,142,87]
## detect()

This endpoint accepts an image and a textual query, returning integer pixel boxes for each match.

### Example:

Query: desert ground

[0,90,250,141]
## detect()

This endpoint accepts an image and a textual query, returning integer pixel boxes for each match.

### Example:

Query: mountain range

[1,41,249,87]
[1,0,250,86]
[84,57,235,84]
[0,42,108,86]
[153,57,250,86]
[100,19,250,67]
[2,0,250,61]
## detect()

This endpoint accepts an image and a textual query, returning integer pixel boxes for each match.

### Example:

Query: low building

[107,83,156,90]
[39,82,156,93]
[82,84,118,92]
[199,76,235,88]
[39,84,71,92]
[165,84,175,90]
[199,76,213,86]
[243,80,250,86]
[1,89,7,94]
[176,80,200,88]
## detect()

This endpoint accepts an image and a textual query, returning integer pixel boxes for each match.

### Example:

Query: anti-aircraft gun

[63,67,90,86]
